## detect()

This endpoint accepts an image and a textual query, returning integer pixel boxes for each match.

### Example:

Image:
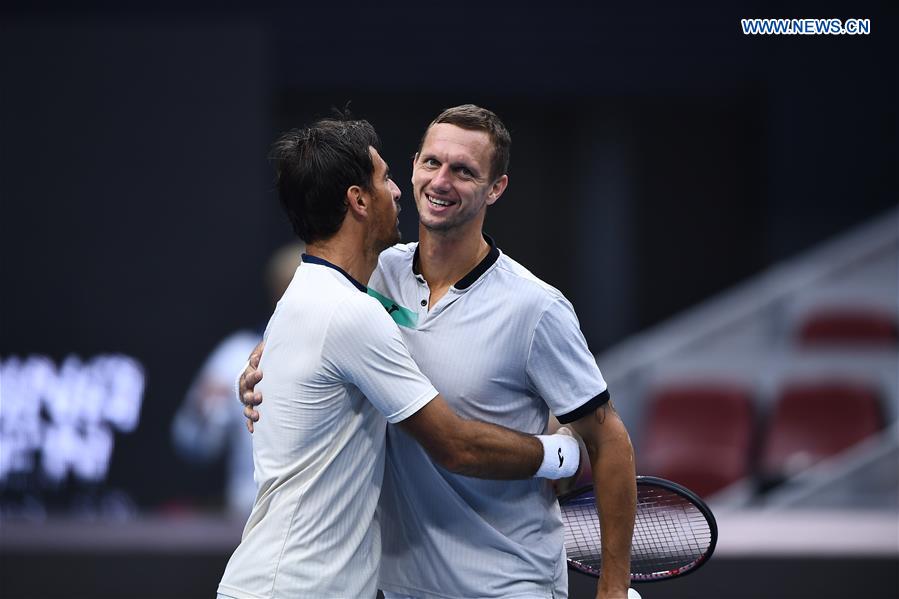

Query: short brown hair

[418,104,511,181]
[271,116,381,243]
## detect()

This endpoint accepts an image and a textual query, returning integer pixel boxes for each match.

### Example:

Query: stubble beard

[373,223,402,254]
[419,203,483,237]
[417,195,464,234]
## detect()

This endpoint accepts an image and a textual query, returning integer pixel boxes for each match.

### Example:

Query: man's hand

[239,341,265,432]
[600,588,640,599]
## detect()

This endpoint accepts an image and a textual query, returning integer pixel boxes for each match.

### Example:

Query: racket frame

[559,475,718,582]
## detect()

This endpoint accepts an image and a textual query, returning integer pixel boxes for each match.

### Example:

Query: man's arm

[238,341,577,480]
[398,395,574,479]
[568,400,637,599]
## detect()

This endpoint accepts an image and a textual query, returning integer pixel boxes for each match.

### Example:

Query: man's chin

[421,220,455,234]
[375,231,402,254]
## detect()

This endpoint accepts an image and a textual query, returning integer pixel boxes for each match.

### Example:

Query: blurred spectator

[171,243,303,515]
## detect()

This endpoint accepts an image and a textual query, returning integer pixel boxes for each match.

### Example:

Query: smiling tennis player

[240,105,637,599]
[217,115,580,599]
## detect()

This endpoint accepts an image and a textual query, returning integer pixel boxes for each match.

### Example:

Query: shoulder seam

[492,259,565,301]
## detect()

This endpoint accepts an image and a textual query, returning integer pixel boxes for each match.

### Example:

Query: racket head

[560,475,718,582]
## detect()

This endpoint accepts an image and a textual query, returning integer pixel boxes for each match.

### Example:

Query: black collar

[412,234,500,290]
[302,254,367,293]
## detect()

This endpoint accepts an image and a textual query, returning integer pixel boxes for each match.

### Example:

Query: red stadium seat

[797,307,898,347]
[758,380,883,485]
[637,383,756,498]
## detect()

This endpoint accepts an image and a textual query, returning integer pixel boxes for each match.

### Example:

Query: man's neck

[305,237,379,287]
[417,225,490,289]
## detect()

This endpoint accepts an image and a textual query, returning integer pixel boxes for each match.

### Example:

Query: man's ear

[345,184,368,218]
[486,174,509,206]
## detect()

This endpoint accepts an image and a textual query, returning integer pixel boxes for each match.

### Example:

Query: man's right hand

[239,340,265,432]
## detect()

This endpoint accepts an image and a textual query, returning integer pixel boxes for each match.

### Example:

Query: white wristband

[534,433,580,479]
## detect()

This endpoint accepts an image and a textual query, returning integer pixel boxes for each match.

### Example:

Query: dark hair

[417,104,511,181]
[270,117,381,243]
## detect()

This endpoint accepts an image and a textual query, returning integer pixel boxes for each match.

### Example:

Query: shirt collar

[412,234,500,290]
[302,253,367,293]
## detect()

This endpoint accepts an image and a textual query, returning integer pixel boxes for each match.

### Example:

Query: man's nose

[430,164,452,192]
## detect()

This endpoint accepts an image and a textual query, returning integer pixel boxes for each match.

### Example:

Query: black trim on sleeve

[556,389,611,424]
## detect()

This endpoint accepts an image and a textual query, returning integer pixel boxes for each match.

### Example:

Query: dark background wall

[1,1,895,510]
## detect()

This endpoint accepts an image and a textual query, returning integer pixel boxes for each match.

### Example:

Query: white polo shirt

[368,238,608,599]
[217,255,438,599]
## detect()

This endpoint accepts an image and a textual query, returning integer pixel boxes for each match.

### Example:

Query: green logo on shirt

[367,288,418,329]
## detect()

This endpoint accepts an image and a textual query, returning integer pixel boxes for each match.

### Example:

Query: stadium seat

[758,380,883,486]
[637,383,756,498]
[797,307,898,347]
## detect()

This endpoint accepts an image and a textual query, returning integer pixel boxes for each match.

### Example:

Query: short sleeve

[526,297,608,423]
[323,295,437,423]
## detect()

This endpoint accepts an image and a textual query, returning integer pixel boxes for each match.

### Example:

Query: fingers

[248,369,263,387]
[239,343,265,434]
[243,402,260,420]
[242,389,262,407]
[249,340,266,368]
[239,368,263,399]
[243,402,260,434]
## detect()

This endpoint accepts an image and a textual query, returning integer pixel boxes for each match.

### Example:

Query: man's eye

[424,158,439,167]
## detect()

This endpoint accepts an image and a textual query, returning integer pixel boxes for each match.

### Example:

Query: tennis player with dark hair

[216,116,581,599]
[240,106,637,599]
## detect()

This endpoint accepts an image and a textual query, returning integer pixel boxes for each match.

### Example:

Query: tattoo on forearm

[597,401,617,425]
[598,405,608,424]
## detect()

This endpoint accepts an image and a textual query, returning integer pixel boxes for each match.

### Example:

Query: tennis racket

[560,475,717,582]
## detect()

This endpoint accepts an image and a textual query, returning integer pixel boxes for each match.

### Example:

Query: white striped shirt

[369,239,608,599]
[218,256,438,599]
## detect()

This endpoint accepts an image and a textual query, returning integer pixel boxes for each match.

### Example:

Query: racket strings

[562,485,713,580]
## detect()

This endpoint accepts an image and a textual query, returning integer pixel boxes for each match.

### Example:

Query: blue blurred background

[1,1,896,597]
